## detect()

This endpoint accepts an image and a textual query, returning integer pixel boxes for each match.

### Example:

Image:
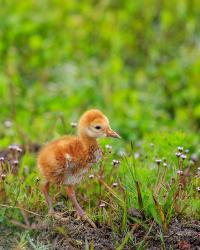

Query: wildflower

[191,154,198,162]
[8,144,22,153]
[171,177,175,183]
[8,145,15,150]
[197,187,200,192]
[12,160,19,166]
[163,162,168,167]
[155,159,162,165]
[118,148,126,157]
[185,149,189,153]
[70,122,77,128]
[180,154,187,160]
[112,159,120,167]
[178,146,183,152]
[189,160,194,166]
[89,174,94,179]
[4,120,12,128]
[197,167,200,171]
[16,147,23,153]
[112,182,118,187]
[99,202,106,208]
[1,174,6,180]
[134,152,140,159]
[177,170,183,175]
[105,144,112,153]
[0,157,4,162]
[175,152,181,157]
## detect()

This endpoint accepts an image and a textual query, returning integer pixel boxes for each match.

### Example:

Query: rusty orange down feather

[37,109,120,222]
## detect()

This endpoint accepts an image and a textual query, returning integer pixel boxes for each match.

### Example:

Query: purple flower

[180,154,187,160]
[176,152,181,157]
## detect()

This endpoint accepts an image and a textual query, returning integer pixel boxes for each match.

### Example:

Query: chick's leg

[65,185,84,217]
[41,180,54,214]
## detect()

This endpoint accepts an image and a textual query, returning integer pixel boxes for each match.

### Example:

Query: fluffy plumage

[37,109,120,224]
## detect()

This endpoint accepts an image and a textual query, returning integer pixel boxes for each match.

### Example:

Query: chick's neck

[79,132,98,148]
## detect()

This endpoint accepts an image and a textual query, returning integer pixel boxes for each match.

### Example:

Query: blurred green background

[0,0,200,146]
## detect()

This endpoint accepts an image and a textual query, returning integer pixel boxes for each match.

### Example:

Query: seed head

[180,154,187,160]
[155,159,162,165]
[0,157,5,162]
[134,152,140,159]
[8,145,15,150]
[8,144,21,152]
[112,182,118,187]
[16,147,23,153]
[1,174,6,180]
[70,122,77,128]
[12,160,19,165]
[178,146,183,152]
[112,159,120,167]
[171,177,175,183]
[105,144,112,153]
[176,152,181,157]
[177,170,183,175]
[99,202,106,208]
[4,120,12,128]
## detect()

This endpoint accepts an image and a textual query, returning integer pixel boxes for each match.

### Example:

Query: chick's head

[78,109,121,139]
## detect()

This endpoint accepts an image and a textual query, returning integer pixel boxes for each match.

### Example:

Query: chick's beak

[106,128,121,139]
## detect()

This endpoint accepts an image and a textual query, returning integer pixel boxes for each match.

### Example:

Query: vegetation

[0,0,200,249]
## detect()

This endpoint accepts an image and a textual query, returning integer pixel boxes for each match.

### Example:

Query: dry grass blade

[98,178,125,206]
[0,204,43,217]
[153,195,168,232]
[135,181,145,219]
[20,208,30,227]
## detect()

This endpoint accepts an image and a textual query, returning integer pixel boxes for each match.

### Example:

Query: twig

[10,220,33,230]
[0,204,43,217]
[20,208,30,226]
[98,178,124,206]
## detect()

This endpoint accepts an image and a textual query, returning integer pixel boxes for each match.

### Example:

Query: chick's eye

[95,126,101,130]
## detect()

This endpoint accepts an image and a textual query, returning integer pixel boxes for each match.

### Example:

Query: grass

[0,129,199,248]
[1,0,200,248]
